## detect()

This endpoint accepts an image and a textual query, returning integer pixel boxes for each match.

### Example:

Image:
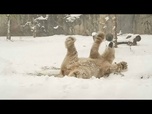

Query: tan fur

[99,46,115,64]
[69,45,115,78]
[68,58,101,79]
[102,61,128,77]
[60,36,79,76]
[59,33,128,79]
[89,32,105,59]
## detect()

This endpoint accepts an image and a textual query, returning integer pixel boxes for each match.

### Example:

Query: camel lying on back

[59,32,127,79]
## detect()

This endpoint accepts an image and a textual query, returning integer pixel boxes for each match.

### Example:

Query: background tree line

[0,14,152,36]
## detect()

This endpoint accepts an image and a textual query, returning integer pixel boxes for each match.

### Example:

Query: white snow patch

[112,16,116,20]
[35,15,49,21]
[117,30,122,36]
[92,32,97,36]
[118,34,140,42]
[54,25,59,29]
[105,16,109,21]
[103,25,107,28]
[0,34,152,99]
[65,14,81,22]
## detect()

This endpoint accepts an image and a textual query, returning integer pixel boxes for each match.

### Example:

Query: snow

[53,25,59,29]
[117,30,122,36]
[35,15,49,21]
[113,26,115,30]
[112,16,116,20]
[105,16,109,21]
[118,34,140,42]
[65,14,81,22]
[103,25,107,28]
[22,22,31,27]
[0,34,152,99]
[92,32,97,36]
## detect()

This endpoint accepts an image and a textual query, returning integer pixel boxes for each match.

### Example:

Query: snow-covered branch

[65,14,82,22]
[34,15,49,21]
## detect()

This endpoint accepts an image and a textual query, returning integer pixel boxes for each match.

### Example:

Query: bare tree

[6,14,11,40]
[112,14,118,48]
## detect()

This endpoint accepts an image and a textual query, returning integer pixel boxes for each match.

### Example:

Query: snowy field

[0,34,152,99]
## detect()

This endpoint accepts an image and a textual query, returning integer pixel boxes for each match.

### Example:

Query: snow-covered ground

[0,34,152,99]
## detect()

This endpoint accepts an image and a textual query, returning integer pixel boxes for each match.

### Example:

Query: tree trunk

[6,14,11,40]
[113,15,118,48]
